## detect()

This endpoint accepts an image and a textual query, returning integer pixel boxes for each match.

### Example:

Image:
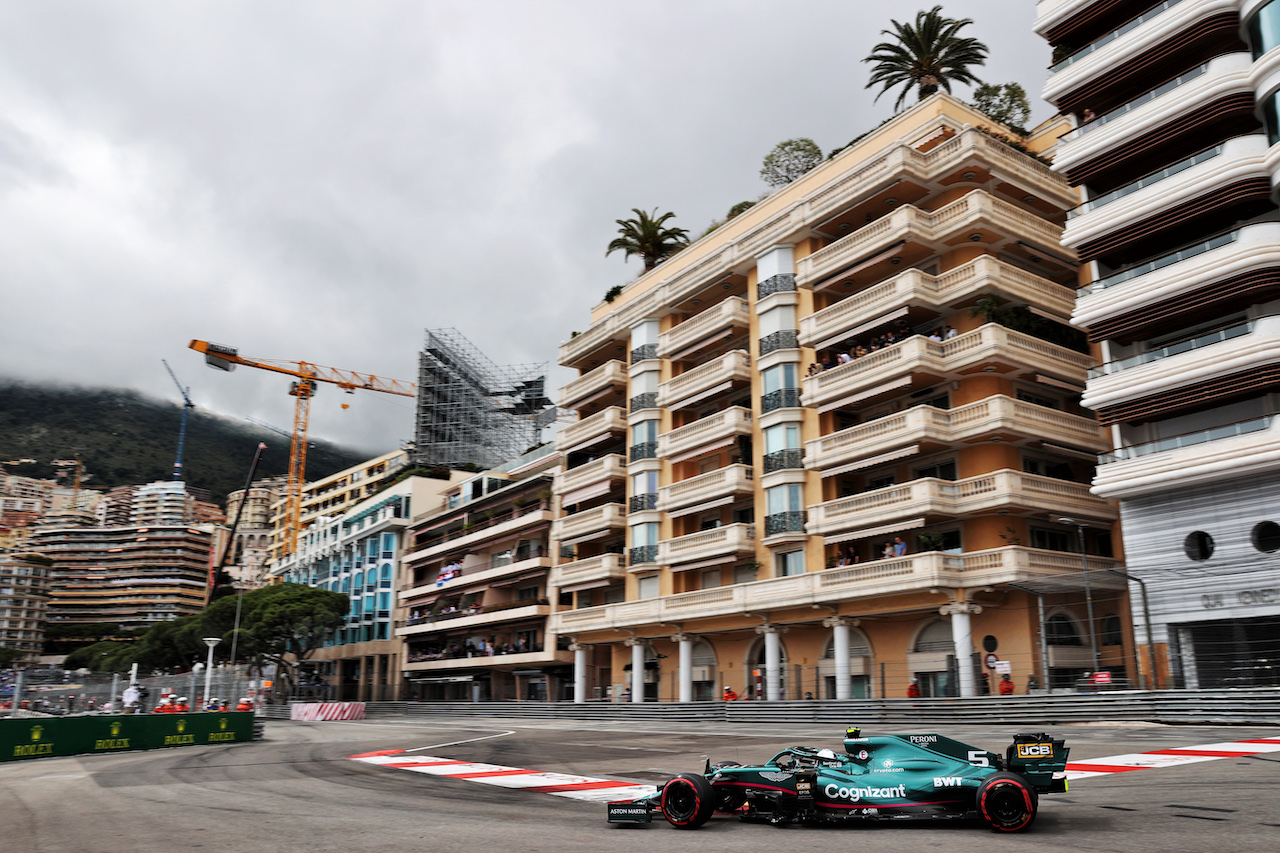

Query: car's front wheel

[976,772,1038,832]
[660,773,716,829]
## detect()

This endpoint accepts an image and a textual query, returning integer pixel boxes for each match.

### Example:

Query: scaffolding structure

[412,329,552,470]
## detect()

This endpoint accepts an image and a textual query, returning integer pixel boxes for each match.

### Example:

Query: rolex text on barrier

[0,713,256,762]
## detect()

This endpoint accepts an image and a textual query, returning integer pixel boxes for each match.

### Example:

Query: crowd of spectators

[808,319,958,375]
[406,636,537,662]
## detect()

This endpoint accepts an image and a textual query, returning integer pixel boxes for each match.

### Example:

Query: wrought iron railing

[763,448,804,473]
[758,273,797,298]
[761,388,802,413]
[764,511,807,536]
[759,329,799,356]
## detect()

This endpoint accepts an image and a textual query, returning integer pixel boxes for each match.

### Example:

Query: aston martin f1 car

[607,727,1068,832]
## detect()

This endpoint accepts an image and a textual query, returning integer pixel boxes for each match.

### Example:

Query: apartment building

[1037,0,1280,687]
[551,95,1129,702]
[28,524,217,628]
[273,471,464,700]
[224,477,285,587]
[0,552,52,661]
[398,446,570,701]
[267,450,410,562]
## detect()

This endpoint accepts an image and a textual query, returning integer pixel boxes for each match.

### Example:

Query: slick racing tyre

[660,773,717,829]
[976,772,1039,832]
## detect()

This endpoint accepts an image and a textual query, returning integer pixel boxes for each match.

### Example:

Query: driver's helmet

[817,748,837,760]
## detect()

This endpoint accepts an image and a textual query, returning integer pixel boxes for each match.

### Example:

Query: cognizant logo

[824,783,906,801]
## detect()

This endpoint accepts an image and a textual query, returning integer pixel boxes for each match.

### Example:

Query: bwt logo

[1017,743,1054,758]
[934,777,963,788]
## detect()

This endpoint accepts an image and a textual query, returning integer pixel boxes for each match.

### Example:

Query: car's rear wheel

[976,772,1038,832]
[660,773,716,829]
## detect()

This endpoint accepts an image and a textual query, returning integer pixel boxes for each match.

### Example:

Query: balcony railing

[1065,61,1208,141]
[629,493,658,513]
[658,406,752,459]
[629,545,658,566]
[553,553,627,589]
[764,510,807,536]
[1101,416,1272,463]
[552,545,1123,633]
[658,296,749,359]
[1089,321,1252,378]
[629,442,658,462]
[1070,144,1223,218]
[630,343,658,363]
[559,359,627,408]
[629,392,658,412]
[658,523,756,566]
[551,503,626,541]
[763,448,804,473]
[759,273,797,298]
[555,406,626,452]
[658,464,754,511]
[1048,0,1186,73]
[759,329,799,356]
[554,453,626,499]
[762,388,802,413]
[1081,231,1237,296]
[658,350,751,409]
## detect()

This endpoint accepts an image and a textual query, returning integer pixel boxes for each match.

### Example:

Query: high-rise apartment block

[1037,0,1280,687]
[550,96,1129,701]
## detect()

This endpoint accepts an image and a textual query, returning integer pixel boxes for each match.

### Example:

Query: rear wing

[1006,732,1069,793]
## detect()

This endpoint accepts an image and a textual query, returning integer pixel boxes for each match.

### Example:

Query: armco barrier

[0,712,255,763]
[290,702,366,721]
[260,689,1280,727]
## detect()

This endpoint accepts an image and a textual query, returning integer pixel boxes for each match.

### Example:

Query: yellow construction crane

[50,456,89,509]
[188,340,416,556]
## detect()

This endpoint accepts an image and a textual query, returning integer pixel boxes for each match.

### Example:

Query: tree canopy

[971,82,1031,132]
[605,208,690,273]
[864,5,988,109]
[760,138,823,187]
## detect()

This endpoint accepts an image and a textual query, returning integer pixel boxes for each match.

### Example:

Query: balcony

[1053,52,1252,178]
[559,359,628,410]
[405,508,555,563]
[807,469,1114,538]
[1094,414,1280,498]
[552,502,626,543]
[1073,223,1280,329]
[552,553,627,591]
[800,256,1074,350]
[807,395,1107,473]
[658,464,754,512]
[552,545,1123,633]
[403,649,575,673]
[658,296,750,359]
[1044,0,1228,103]
[396,603,552,638]
[400,555,552,603]
[797,190,1069,288]
[555,406,627,454]
[658,406,752,461]
[657,522,756,568]
[552,454,626,503]
[658,350,752,410]
[1084,318,1280,411]
[803,325,1094,412]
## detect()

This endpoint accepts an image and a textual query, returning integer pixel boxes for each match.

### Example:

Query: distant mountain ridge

[0,381,373,504]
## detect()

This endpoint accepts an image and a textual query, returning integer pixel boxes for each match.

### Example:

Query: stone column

[756,625,784,701]
[940,602,982,698]
[571,643,588,704]
[823,616,859,700]
[626,639,645,702]
[673,634,693,703]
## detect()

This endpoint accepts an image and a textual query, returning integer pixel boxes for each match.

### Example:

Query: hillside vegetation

[0,381,372,503]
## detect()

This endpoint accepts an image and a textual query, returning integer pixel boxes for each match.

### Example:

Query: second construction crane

[189,340,415,556]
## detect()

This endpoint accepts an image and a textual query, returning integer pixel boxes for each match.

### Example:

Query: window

[758,305,797,335]
[381,532,397,558]
[1030,527,1073,552]
[762,363,799,394]
[1252,521,1280,553]
[735,563,759,585]
[517,585,539,601]
[1046,614,1082,646]
[1184,530,1214,561]
[913,459,956,481]
[631,420,658,444]
[868,473,896,490]
[1101,615,1123,646]
[764,423,801,454]
[1016,389,1059,409]
[1023,456,1075,480]
[776,550,805,577]
[637,575,659,600]
[766,483,804,515]
[701,568,721,589]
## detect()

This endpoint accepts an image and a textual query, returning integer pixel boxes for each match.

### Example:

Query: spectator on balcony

[837,351,852,365]
[928,329,943,342]
[943,325,957,339]
[893,537,907,557]
[853,344,869,359]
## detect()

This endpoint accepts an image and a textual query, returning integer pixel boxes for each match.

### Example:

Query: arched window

[913,620,953,652]
[1101,615,1123,646]
[1046,613,1082,646]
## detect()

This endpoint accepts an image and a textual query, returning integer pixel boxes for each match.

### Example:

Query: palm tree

[864,6,988,110]
[606,208,690,273]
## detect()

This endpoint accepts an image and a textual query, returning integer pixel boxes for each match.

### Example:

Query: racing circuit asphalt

[1,716,1278,853]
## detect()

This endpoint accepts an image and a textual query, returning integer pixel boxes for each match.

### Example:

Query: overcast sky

[0,1,1051,459]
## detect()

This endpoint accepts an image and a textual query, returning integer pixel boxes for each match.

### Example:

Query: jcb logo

[1017,743,1053,758]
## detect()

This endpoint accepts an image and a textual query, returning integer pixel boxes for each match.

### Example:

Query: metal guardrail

[261,690,1280,727]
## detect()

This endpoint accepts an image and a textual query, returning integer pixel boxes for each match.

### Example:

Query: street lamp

[1057,518,1100,673]
[202,638,220,706]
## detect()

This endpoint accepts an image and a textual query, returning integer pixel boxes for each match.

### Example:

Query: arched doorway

[910,620,955,697]
[690,640,718,700]
[745,634,789,700]
[821,629,873,699]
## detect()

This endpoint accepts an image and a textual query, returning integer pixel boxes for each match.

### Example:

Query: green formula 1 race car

[607,727,1068,833]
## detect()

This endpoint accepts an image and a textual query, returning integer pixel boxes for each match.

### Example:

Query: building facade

[273,471,464,701]
[398,446,571,701]
[1037,0,1280,686]
[551,95,1131,702]
[0,552,52,661]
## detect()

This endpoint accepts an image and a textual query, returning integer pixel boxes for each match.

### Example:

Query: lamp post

[202,638,220,706]
[1058,518,1099,672]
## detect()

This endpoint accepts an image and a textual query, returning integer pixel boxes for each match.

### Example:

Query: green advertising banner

[0,713,255,763]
